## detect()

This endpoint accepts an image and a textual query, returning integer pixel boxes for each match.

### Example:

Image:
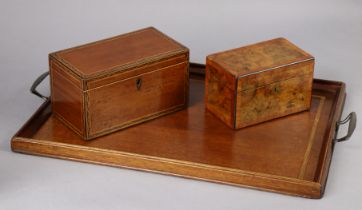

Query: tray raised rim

[11,63,346,199]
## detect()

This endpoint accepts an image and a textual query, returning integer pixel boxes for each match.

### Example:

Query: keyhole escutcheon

[136,78,142,90]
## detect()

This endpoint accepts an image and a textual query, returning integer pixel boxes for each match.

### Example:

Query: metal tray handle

[30,72,49,101]
[335,112,357,142]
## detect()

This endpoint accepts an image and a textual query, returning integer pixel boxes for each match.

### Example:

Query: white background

[1,0,361,209]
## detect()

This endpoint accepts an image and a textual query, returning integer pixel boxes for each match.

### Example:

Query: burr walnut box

[49,27,189,140]
[205,38,314,129]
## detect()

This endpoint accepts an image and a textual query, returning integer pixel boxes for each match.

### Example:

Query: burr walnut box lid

[207,38,314,90]
[49,27,188,86]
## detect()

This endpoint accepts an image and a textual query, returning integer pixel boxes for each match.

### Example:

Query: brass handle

[136,78,142,90]
[30,72,49,101]
[334,112,357,142]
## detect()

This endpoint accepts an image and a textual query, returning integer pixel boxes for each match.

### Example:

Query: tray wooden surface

[11,63,346,198]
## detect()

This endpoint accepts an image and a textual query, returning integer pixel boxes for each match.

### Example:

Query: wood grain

[205,63,236,127]
[50,27,188,79]
[207,38,313,77]
[50,60,84,136]
[87,61,188,138]
[236,73,313,128]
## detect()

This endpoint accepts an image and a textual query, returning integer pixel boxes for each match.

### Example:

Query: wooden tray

[11,63,356,198]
